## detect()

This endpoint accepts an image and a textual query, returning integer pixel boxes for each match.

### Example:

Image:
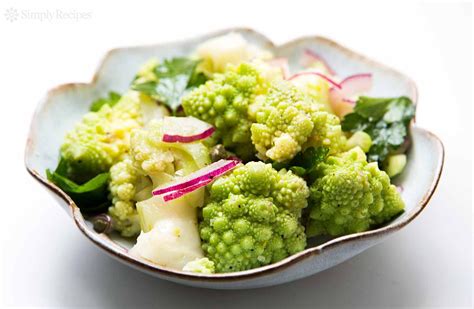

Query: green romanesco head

[307,147,405,237]
[182,62,281,160]
[60,91,156,183]
[129,120,210,187]
[108,156,150,237]
[199,161,309,273]
[182,257,215,274]
[108,117,210,237]
[250,82,346,163]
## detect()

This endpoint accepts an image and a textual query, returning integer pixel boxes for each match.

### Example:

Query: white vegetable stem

[130,191,204,270]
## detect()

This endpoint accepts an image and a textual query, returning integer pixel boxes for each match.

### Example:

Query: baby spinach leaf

[89,91,121,112]
[46,158,110,213]
[341,96,415,165]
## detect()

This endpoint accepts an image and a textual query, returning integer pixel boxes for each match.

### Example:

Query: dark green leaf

[90,91,121,112]
[154,58,200,78]
[154,75,190,111]
[46,158,110,213]
[367,143,389,163]
[131,81,158,96]
[383,96,415,124]
[272,147,329,180]
[354,96,393,119]
[271,161,290,170]
[131,57,205,113]
[291,146,329,173]
[188,71,208,88]
[341,113,369,132]
[341,96,415,166]
[385,122,406,147]
[289,166,307,177]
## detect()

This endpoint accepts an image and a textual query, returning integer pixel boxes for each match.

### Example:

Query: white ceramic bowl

[25,28,444,289]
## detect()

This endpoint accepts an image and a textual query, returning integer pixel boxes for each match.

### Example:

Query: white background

[1,1,472,308]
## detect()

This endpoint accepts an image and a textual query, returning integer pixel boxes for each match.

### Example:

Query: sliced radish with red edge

[287,71,342,89]
[329,73,373,117]
[301,49,335,75]
[162,116,215,143]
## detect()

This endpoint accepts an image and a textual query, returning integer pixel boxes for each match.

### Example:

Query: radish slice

[162,116,215,143]
[152,159,240,196]
[163,127,215,143]
[266,57,290,78]
[301,49,335,75]
[162,178,213,202]
[339,73,373,96]
[342,98,356,104]
[287,71,342,89]
[329,73,373,117]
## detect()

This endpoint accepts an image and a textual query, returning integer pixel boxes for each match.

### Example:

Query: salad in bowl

[44,32,415,275]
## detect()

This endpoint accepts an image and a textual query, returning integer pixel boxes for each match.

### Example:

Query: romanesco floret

[107,118,210,237]
[199,161,309,273]
[182,62,280,160]
[250,82,346,162]
[108,156,151,237]
[60,91,159,183]
[307,147,405,237]
[182,257,215,274]
[130,120,210,186]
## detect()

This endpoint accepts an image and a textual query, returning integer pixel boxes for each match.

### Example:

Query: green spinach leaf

[46,158,110,213]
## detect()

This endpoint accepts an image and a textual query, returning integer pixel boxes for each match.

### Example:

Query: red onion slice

[162,178,213,202]
[329,73,373,117]
[152,159,240,196]
[301,49,335,75]
[162,116,215,143]
[287,71,342,89]
[163,127,215,143]
[342,98,356,104]
[339,73,373,97]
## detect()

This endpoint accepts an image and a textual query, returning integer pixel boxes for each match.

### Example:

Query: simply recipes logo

[4,7,92,22]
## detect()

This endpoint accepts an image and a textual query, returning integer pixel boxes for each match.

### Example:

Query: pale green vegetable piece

[385,154,407,177]
[346,131,373,152]
[131,193,205,270]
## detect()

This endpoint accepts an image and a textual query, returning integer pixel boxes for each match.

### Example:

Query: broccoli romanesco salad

[47,33,414,274]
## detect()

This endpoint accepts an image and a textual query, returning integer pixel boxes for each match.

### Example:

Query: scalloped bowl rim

[24,28,444,282]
